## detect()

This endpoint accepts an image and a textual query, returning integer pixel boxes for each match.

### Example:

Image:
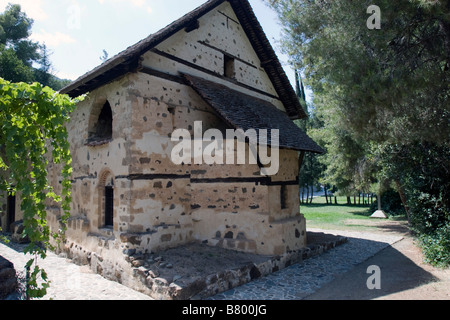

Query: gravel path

[209,229,403,300]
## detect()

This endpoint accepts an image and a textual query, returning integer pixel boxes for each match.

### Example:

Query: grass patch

[302,196,376,231]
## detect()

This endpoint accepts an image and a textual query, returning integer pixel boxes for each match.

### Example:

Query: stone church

[1,0,322,297]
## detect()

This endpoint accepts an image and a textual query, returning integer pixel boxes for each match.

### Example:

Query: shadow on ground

[304,236,439,300]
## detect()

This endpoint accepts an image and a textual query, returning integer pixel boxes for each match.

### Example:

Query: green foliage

[419,224,450,268]
[0,4,39,83]
[0,4,77,298]
[268,0,449,145]
[0,44,35,83]
[379,143,450,232]
[266,0,450,266]
[378,142,450,266]
[0,78,82,298]
[0,4,70,90]
[0,227,8,243]
[25,258,51,299]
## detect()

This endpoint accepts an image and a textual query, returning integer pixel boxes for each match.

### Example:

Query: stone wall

[27,0,310,299]
[0,255,17,299]
[5,0,306,257]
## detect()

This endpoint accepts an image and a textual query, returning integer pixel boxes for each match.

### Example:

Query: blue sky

[0,0,297,87]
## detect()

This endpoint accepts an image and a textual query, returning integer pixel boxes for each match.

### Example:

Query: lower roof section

[183,73,324,154]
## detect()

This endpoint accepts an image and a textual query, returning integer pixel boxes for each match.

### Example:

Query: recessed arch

[87,99,113,145]
[98,169,115,188]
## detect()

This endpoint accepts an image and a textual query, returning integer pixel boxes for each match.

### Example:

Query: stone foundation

[0,255,17,299]
[58,232,347,300]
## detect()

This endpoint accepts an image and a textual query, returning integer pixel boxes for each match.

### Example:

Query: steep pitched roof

[183,73,323,153]
[60,0,306,120]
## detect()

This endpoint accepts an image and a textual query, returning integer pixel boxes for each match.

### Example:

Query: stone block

[0,256,17,299]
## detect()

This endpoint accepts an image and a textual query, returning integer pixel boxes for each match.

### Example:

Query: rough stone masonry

[0,0,323,300]
[0,256,17,299]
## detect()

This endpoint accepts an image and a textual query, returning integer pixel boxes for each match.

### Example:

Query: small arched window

[7,192,16,233]
[280,185,288,210]
[98,170,114,229]
[87,100,113,146]
[104,185,114,228]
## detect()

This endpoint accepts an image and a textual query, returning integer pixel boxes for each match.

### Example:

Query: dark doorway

[104,186,114,228]
[7,194,16,233]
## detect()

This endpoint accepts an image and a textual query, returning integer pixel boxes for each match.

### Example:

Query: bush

[409,190,449,236]
[418,224,450,268]
[409,190,449,268]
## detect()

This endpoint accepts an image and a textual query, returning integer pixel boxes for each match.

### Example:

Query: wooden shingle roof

[60,0,307,120]
[183,73,324,153]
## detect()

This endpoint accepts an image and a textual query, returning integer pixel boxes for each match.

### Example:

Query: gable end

[60,0,306,120]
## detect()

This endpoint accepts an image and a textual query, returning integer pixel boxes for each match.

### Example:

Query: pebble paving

[209,229,403,300]
[1,229,402,300]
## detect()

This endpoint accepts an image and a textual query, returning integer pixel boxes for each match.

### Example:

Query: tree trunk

[395,180,411,224]
[347,196,351,205]
[324,187,329,204]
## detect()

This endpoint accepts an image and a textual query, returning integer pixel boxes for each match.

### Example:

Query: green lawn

[301,196,375,231]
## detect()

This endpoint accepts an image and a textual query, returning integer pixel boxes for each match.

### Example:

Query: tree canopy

[266,0,449,266]
[267,0,449,145]
[0,4,70,90]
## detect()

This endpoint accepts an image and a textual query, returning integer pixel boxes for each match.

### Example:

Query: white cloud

[53,70,79,81]
[96,0,154,16]
[31,29,76,47]
[130,0,146,6]
[98,0,147,7]
[0,0,48,21]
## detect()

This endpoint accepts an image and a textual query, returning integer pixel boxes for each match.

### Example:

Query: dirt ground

[305,219,450,300]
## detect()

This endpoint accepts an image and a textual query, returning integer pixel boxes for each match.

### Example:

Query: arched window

[98,170,114,229]
[87,100,113,146]
[7,192,16,233]
[280,185,288,210]
[104,185,114,228]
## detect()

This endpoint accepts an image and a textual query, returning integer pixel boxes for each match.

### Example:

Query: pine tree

[0,4,70,89]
